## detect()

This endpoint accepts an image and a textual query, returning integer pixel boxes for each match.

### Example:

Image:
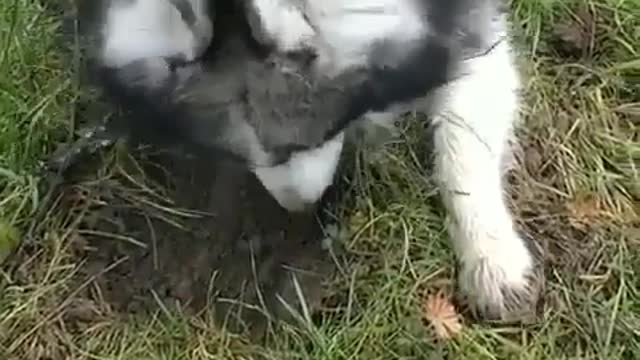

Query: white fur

[247,0,425,207]
[430,18,533,316]
[248,0,426,208]
[250,2,535,318]
[306,0,427,73]
[101,0,212,67]
[251,0,316,51]
[251,0,427,75]
[253,133,344,211]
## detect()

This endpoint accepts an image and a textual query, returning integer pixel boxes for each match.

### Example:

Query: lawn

[1,0,638,359]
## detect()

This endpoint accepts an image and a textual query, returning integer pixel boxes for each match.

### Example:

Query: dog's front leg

[432,22,540,321]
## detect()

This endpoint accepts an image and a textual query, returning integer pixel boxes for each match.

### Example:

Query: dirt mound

[53,141,343,339]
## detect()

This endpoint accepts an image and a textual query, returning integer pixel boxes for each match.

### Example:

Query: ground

[0,0,638,359]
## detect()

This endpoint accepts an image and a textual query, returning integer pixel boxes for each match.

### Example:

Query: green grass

[1,0,639,359]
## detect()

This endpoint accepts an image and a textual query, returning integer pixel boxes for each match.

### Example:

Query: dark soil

[53,141,343,339]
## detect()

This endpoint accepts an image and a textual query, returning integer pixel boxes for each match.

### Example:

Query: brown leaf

[421,290,463,339]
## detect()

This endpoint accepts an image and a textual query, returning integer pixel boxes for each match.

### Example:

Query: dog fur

[84,0,540,321]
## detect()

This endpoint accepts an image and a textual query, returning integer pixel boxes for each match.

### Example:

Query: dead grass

[1,0,639,359]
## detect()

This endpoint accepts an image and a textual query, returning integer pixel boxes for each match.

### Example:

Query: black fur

[325,38,453,141]
[89,0,469,166]
[329,0,470,138]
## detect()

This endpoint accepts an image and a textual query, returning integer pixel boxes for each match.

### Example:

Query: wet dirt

[55,141,345,339]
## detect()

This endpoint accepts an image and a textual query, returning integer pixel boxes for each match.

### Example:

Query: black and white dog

[85,0,539,321]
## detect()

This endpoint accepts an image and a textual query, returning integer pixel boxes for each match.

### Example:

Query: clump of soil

[56,142,342,338]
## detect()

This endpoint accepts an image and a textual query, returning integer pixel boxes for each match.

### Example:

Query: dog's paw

[457,234,541,322]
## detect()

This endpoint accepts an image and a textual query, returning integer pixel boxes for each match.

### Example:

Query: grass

[1,0,638,359]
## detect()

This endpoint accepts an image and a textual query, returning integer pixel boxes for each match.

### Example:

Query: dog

[83,0,540,321]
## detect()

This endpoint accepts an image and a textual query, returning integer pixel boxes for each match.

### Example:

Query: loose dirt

[52,139,344,339]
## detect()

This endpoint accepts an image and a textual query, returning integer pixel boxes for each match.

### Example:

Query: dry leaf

[421,290,463,339]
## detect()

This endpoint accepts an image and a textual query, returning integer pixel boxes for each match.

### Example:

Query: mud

[55,140,345,339]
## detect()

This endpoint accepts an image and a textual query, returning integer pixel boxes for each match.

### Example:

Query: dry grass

[1,0,638,359]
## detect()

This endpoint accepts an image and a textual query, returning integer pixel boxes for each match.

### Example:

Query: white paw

[101,0,212,67]
[254,135,344,212]
[457,231,540,321]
